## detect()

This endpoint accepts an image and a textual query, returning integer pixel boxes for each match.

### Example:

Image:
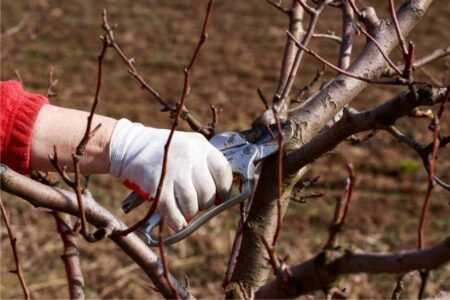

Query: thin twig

[0,165,193,299]
[294,64,325,102]
[312,32,342,43]
[286,31,412,86]
[44,66,58,98]
[257,88,270,109]
[158,218,180,300]
[265,0,290,14]
[383,46,450,78]
[0,197,30,299]
[115,0,214,236]
[417,115,440,249]
[325,163,355,249]
[14,70,23,85]
[101,10,210,137]
[388,0,408,58]
[74,34,109,240]
[357,23,402,76]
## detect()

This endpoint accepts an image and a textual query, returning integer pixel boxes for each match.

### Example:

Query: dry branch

[52,212,85,299]
[288,86,447,173]
[0,196,30,299]
[100,10,210,137]
[255,237,450,299]
[0,165,194,299]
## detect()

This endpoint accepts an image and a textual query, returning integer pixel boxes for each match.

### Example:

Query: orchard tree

[1,0,449,299]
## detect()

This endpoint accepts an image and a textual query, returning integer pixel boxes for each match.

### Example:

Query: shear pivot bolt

[244,145,256,155]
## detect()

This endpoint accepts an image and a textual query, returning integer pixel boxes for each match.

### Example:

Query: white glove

[109,118,233,230]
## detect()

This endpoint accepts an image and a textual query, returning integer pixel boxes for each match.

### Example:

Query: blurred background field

[1,0,449,298]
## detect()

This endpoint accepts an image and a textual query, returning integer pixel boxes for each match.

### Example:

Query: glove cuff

[109,118,145,177]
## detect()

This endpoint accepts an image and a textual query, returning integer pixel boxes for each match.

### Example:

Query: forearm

[30,105,117,174]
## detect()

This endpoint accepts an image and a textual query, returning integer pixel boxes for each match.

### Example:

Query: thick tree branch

[255,237,450,299]
[0,165,194,300]
[274,0,305,102]
[287,0,434,172]
[227,1,435,296]
[337,0,355,69]
[288,86,446,172]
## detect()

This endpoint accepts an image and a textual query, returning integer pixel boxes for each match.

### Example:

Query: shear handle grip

[141,180,253,247]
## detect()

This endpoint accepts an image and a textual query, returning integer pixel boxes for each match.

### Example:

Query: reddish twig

[388,0,408,58]
[265,0,290,14]
[115,0,214,236]
[325,163,355,249]
[261,236,295,294]
[348,0,362,18]
[0,197,30,299]
[73,34,109,239]
[417,88,449,249]
[158,217,180,300]
[356,23,402,76]
[286,31,412,86]
[49,34,109,242]
[293,64,325,102]
[382,46,450,78]
[101,10,210,137]
[52,212,85,299]
[417,117,440,249]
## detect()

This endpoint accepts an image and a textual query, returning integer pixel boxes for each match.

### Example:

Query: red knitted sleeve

[1,80,49,174]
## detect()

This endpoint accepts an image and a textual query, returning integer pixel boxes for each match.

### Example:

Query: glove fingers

[174,179,198,222]
[193,162,216,210]
[158,186,187,231]
[207,147,233,202]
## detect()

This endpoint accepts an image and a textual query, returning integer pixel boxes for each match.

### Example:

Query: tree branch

[337,0,355,69]
[0,165,194,299]
[227,1,435,296]
[287,86,446,174]
[0,195,30,299]
[52,212,85,299]
[255,237,450,299]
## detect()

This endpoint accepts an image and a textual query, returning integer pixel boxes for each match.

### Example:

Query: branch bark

[227,0,435,297]
[287,0,434,173]
[52,212,85,299]
[0,165,194,300]
[255,237,450,299]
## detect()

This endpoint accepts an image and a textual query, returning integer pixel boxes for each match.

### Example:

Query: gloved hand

[109,119,233,230]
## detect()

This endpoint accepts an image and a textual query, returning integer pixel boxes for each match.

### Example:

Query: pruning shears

[122,121,294,246]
